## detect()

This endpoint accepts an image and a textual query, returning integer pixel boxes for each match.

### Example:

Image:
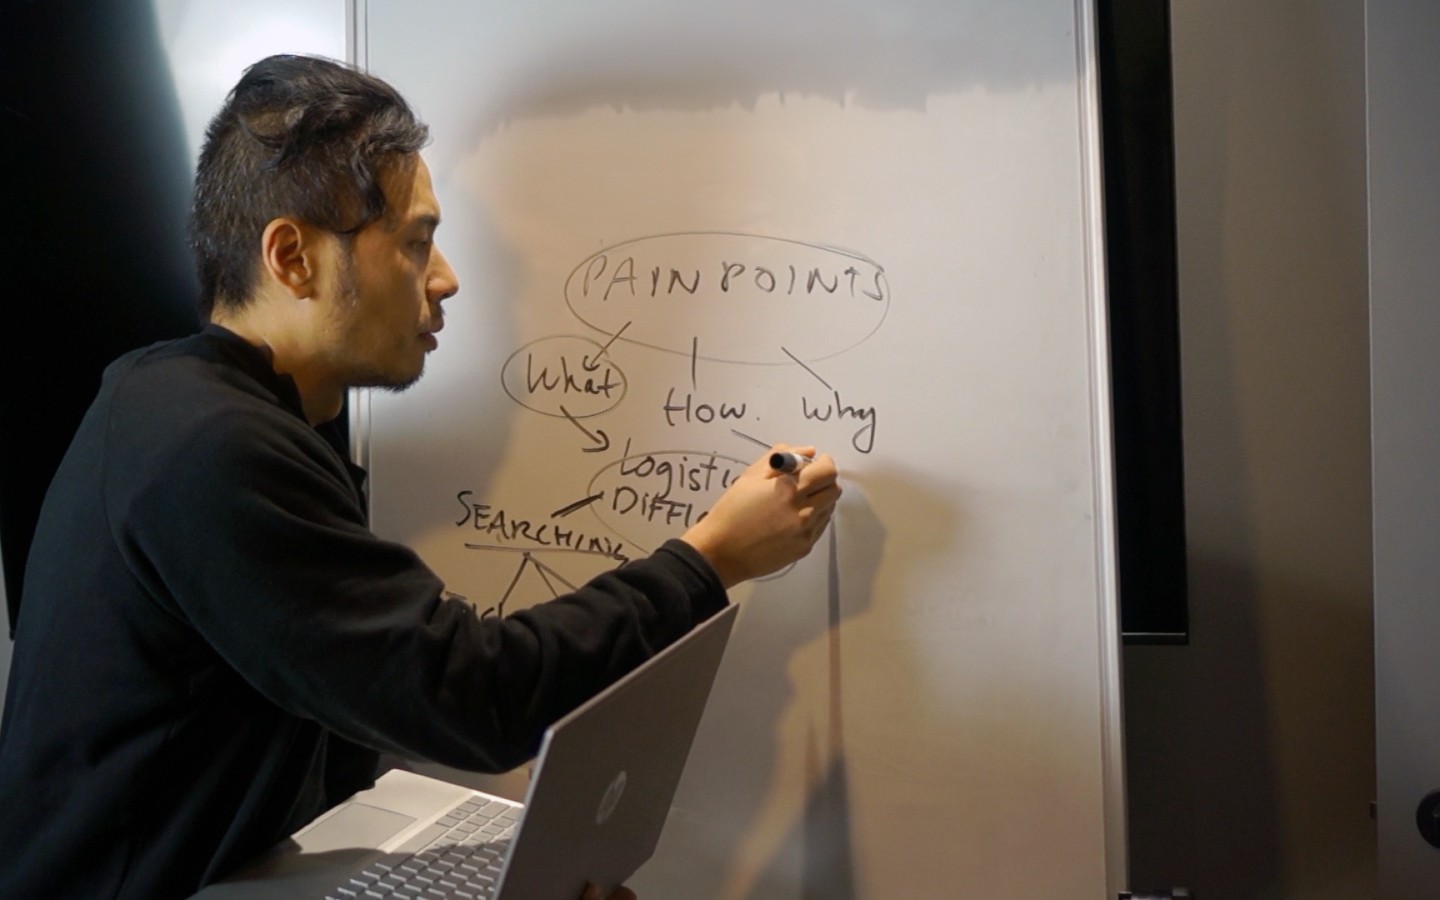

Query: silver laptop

[197,603,739,900]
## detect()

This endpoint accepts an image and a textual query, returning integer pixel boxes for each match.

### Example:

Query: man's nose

[430,246,459,302]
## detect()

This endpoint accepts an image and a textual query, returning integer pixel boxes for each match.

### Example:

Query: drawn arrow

[559,405,610,453]
[582,321,632,372]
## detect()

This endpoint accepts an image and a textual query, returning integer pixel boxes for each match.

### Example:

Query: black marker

[769,451,813,474]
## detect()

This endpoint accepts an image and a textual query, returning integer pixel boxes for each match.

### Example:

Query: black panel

[1,2,199,633]
[1096,0,1190,643]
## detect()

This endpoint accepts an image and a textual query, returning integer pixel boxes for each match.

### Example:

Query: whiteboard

[358,1,1125,895]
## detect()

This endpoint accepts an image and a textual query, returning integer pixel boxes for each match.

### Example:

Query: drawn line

[826,525,843,752]
[532,556,579,593]
[464,543,621,560]
[691,336,699,390]
[781,346,833,390]
[489,553,531,617]
[534,564,561,599]
[559,405,603,444]
[595,321,632,358]
[552,493,605,518]
[730,429,773,451]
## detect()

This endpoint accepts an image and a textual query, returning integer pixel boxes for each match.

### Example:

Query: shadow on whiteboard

[637,467,963,898]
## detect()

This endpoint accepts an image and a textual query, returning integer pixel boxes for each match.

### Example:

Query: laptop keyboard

[326,796,521,899]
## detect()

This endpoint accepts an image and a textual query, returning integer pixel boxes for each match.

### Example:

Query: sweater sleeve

[112,398,727,773]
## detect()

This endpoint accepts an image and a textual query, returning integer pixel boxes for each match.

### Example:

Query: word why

[802,389,878,454]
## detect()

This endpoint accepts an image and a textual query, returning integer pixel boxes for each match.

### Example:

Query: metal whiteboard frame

[346,0,373,492]
[1074,0,1130,889]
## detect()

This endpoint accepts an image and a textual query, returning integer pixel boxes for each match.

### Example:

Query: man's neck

[209,309,344,425]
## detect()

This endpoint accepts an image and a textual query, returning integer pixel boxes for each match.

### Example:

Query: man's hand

[680,444,842,588]
[581,884,636,900]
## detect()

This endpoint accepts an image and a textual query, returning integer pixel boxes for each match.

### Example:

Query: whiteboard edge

[346,0,374,523]
[1074,0,1130,892]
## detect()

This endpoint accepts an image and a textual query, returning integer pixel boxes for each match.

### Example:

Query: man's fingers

[757,444,821,479]
[802,480,842,501]
[794,453,838,487]
[797,459,841,507]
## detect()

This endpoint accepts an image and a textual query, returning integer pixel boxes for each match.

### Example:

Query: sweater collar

[198,323,310,422]
[196,324,370,499]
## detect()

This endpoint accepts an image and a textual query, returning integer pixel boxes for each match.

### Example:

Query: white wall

[151,0,347,165]
[1123,1,1375,896]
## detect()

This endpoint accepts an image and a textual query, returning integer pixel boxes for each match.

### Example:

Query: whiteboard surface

[361,1,1122,895]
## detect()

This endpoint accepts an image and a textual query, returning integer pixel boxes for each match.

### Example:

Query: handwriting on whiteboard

[461,231,887,615]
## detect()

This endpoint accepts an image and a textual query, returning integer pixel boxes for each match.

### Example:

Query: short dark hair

[189,55,430,318]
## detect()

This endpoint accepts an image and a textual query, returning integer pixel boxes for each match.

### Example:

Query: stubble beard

[334,249,426,394]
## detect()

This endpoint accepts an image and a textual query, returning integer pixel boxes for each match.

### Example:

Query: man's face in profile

[323,154,458,392]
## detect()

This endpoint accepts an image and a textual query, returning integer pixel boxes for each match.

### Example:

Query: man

[0,55,840,899]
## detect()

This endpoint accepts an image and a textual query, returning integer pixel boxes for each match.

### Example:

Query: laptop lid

[198,602,738,899]
[494,602,738,897]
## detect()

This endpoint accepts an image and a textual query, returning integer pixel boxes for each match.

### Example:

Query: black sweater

[0,326,725,899]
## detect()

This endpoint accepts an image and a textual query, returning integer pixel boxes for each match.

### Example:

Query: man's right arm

[123,400,838,773]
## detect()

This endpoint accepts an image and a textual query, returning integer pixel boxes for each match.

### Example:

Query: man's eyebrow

[387,211,440,234]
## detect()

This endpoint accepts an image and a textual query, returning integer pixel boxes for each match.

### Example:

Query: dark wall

[1,1,199,632]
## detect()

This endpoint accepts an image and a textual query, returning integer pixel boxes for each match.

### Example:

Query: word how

[662,389,747,427]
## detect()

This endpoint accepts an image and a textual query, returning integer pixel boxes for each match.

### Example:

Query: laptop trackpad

[297,803,416,854]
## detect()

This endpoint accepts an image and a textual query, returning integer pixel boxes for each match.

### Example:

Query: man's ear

[259,217,318,299]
